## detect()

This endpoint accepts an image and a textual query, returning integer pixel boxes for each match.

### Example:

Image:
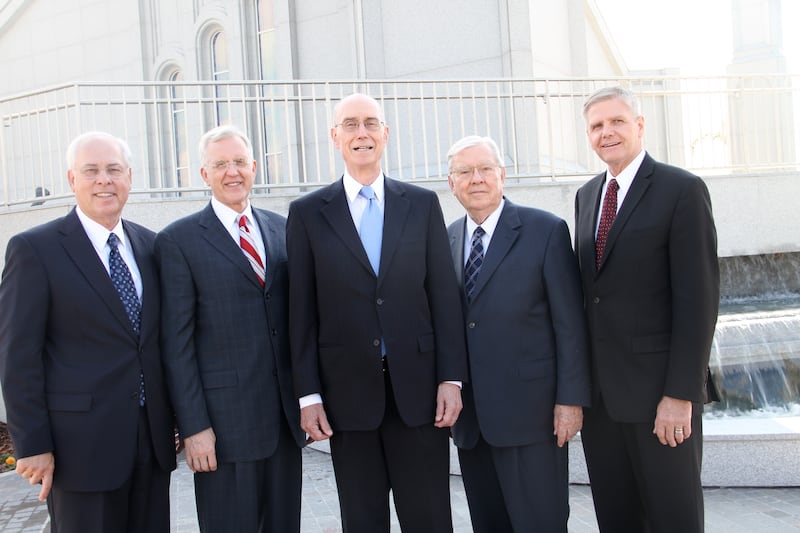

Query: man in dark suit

[287,93,468,532]
[155,125,304,532]
[0,131,176,532]
[445,135,591,532]
[574,86,719,533]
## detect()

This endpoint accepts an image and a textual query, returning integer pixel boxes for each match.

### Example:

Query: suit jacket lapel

[59,209,138,340]
[378,177,410,284]
[469,200,520,302]
[198,203,263,289]
[600,154,655,269]
[579,173,604,274]
[449,217,467,288]
[252,208,281,290]
[320,178,377,277]
[125,221,157,341]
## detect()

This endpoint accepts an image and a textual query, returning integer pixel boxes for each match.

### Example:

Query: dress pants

[193,416,301,533]
[329,363,453,533]
[47,407,171,533]
[581,395,704,533]
[458,434,569,533]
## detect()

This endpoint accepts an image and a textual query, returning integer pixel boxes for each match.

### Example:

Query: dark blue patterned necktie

[464,226,485,301]
[108,232,145,405]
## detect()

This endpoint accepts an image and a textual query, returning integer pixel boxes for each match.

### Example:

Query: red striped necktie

[238,215,266,286]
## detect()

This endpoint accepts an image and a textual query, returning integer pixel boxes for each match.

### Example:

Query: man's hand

[653,395,692,447]
[184,427,218,472]
[16,452,54,501]
[435,382,463,428]
[301,403,333,442]
[553,404,583,447]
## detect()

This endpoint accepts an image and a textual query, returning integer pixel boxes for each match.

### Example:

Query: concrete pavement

[2,447,800,532]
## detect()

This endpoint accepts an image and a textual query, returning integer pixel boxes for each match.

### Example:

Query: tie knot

[472,226,485,240]
[107,232,121,248]
[359,185,376,201]
[607,178,619,193]
[238,214,249,228]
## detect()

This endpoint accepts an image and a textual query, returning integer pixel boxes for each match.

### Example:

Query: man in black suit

[155,125,304,532]
[446,135,591,532]
[287,93,468,532]
[0,131,176,532]
[574,86,719,532]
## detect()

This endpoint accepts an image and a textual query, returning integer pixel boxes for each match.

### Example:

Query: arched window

[169,71,190,188]
[257,0,276,80]
[211,31,231,125]
[255,0,282,184]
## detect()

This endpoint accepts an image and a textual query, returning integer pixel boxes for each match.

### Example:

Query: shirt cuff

[444,380,462,389]
[299,393,323,408]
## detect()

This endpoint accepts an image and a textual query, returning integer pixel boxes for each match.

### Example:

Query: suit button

[468,322,476,329]
[372,339,381,347]
[593,297,600,304]
[376,298,384,305]
[272,329,278,336]
[265,293,271,299]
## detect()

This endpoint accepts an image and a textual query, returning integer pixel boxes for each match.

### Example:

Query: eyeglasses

[207,158,251,171]
[334,119,384,132]
[449,165,500,180]
[75,165,129,180]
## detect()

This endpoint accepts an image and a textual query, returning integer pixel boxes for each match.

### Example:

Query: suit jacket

[574,153,719,423]
[0,208,176,491]
[448,199,591,449]
[286,176,468,431]
[155,203,304,463]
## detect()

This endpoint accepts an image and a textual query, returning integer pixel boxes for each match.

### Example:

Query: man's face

[585,97,644,176]
[200,135,256,213]
[331,95,389,182]
[448,143,505,224]
[67,136,132,230]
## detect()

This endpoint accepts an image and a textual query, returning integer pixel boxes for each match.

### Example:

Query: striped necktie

[238,215,266,286]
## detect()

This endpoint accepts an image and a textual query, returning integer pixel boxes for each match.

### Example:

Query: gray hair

[66,132,133,169]
[198,125,254,166]
[446,135,503,169]
[582,86,641,119]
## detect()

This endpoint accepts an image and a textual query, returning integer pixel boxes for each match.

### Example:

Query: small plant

[1,454,15,471]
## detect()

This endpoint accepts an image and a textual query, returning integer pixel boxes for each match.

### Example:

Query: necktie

[464,226,485,301]
[107,232,145,405]
[595,178,619,270]
[238,215,266,286]
[359,185,383,275]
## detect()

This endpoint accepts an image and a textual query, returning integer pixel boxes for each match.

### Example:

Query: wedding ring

[674,427,684,434]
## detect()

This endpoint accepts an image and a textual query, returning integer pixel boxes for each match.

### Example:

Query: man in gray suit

[155,125,304,532]
[446,135,591,532]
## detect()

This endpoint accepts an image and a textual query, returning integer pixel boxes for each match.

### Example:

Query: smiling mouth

[95,193,115,198]
[353,146,374,152]
[601,141,622,148]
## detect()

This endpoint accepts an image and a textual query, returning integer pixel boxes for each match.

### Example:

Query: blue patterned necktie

[464,226,485,301]
[358,185,383,275]
[108,232,145,405]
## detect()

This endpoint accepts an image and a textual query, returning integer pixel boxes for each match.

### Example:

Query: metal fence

[1,75,798,207]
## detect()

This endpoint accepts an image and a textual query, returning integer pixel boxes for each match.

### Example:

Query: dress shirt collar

[604,148,646,201]
[210,196,255,229]
[343,171,385,206]
[75,205,128,252]
[466,198,505,244]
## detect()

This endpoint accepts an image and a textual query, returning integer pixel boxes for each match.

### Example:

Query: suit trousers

[193,416,301,533]
[329,365,453,533]
[457,434,569,533]
[581,395,704,533]
[47,407,171,533]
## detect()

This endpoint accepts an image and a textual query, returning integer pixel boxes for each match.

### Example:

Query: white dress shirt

[594,148,646,237]
[209,196,266,261]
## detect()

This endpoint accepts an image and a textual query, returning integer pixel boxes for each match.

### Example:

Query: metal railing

[1,75,798,208]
